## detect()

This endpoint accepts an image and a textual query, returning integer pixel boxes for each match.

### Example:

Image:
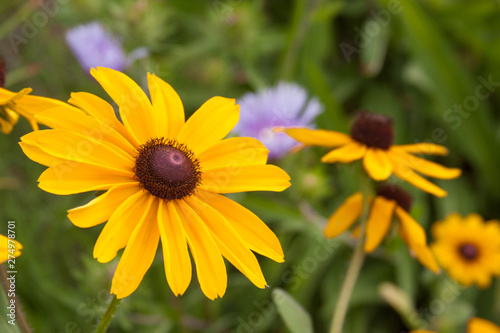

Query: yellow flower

[431,213,500,288]
[279,112,461,197]
[0,234,22,263]
[468,317,500,333]
[20,67,291,299]
[0,88,68,134]
[324,185,439,273]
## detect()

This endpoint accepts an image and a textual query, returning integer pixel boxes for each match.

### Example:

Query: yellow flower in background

[431,213,500,288]
[325,185,439,273]
[279,111,461,197]
[0,59,68,134]
[0,234,22,263]
[20,67,291,300]
[468,317,500,333]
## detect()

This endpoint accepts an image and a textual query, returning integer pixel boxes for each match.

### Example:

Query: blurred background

[1,0,499,332]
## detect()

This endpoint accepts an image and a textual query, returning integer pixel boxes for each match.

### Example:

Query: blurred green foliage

[1,0,499,332]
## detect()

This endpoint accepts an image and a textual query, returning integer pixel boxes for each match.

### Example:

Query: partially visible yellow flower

[468,317,500,333]
[325,185,439,273]
[0,234,22,263]
[431,213,500,288]
[279,111,461,197]
[20,67,290,300]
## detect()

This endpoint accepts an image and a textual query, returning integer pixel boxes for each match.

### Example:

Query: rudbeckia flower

[0,58,69,134]
[431,213,500,288]
[20,67,291,299]
[0,234,22,263]
[234,82,323,159]
[468,317,500,333]
[279,111,461,197]
[324,185,439,273]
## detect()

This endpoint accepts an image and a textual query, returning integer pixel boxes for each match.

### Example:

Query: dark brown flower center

[0,57,6,88]
[376,185,413,212]
[135,138,201,200]
[350,111,394,150]
[458,243,479,261]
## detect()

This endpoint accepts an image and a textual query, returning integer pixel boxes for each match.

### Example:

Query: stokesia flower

[20,67,291,299]
[325,185,439,273]
[279,111,461,197]
[431,213,500,288]
[0,234,22,263]
[65,22,148,73]
[0,59,69,134]
[234,82,323,159]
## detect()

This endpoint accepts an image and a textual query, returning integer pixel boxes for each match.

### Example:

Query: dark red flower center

[0,57,6,88]
[376,185,413,212]
[458,243,479,261]
[135,138,201,200]
[350,111,394,150]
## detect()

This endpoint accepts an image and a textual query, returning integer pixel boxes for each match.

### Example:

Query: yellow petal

[364,197,396,252]
[0,235,22,263]
[186,195,267,288]
[394,143,449,155]
[91,67,155,144]
[468,318,500,333]
[158,200,192,296]
[396,207,440,273]
[0,108,19,134]
[392,149,461,180]
[0,87,31,104]
[68,184,141,228]
[363,148,393,180]
[321,142,367,163]
[147,73,185,138]
[111,198,160,298]
[200,165,290,193]
[19,141,66,167]
[13,91,70,131]
[176,200,227,300]
[176,97,239,156]
[198,137,269,171]
[324,192,363,238]
[279,127,352,147]
[93,191,152,263]
[24,129,134,172]
[390,156,447,197]
[197,189,284,262]
[38,162,136,195]
[69,92,140,150]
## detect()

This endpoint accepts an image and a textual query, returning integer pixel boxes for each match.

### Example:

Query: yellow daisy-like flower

[20,67,291,299]
[279,111,461,197]
[468,317,500,333]
[0,234,22,263]
[325,185,439,273]
[431,213,500,288]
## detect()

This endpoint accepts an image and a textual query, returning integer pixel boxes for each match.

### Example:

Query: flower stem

[0,264,32,333]
[328,178,372,333]
[94,295,121,333]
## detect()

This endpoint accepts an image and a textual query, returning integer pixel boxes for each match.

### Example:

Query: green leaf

[272,288,314,333]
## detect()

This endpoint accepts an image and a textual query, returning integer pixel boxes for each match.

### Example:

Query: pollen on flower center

[376,185,413,212]
[458,243,479,261]
[135,138,202,200]
[350,111,394,150]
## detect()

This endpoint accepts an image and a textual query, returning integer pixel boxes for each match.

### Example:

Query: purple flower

[65,22,148,73]
[234,82,323,159]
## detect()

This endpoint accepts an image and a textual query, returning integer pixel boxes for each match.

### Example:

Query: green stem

[328,178,372,333]
[0,264,32,333]
[94,295,121,333]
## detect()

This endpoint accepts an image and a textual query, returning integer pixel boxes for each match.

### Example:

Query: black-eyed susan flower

[324,185,439,273]
[468,317,500,333]
[0,60,68,134]
[278,111,461,197]
[0,234,22,263]
[20,67,291,300]
[431,213,500,288]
